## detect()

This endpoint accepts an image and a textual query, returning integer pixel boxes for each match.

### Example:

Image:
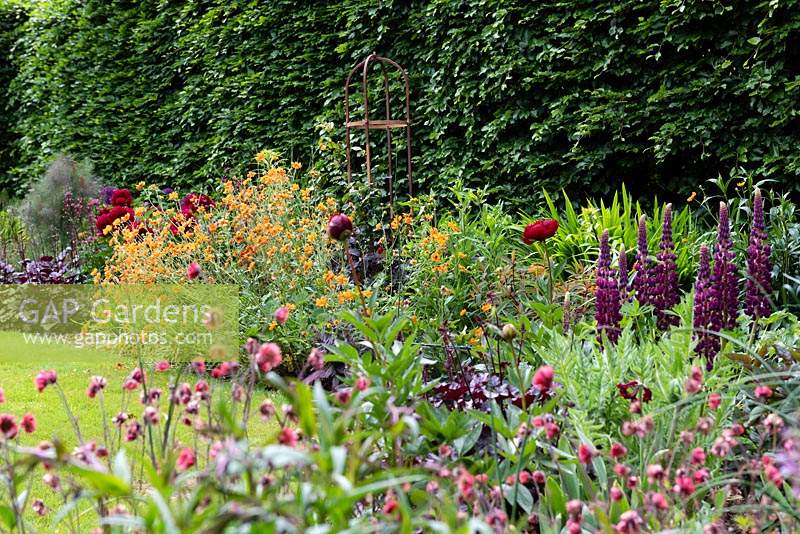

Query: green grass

[0,331,280,531]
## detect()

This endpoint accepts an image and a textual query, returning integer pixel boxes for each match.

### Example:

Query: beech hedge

[2,0,800,203]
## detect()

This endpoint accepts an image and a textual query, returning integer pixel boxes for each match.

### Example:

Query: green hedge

[0,2,27,195]
[4,0,800,203]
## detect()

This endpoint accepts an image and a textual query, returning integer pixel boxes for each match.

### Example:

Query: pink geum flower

[86,376,107,398]
[0,414,18,439]
[707,392,722,410]
[615,510,643,534]
[532,365,555,394]
[186,262,202,280]
[278,427,299,447]
[610,442,628,460]
[155,361,171,372]
[355,374,369,392]
[35,370,57,393]
[21,413,36,433]
[256,343,282,373]
[755,385,773,400]
[274,306,289,325]
[307,348,325,371]
[0,387,5,403]
[578,443,597,465]
[176,447,196,470]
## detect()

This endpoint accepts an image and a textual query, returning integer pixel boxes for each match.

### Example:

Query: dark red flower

[327,213,353,241]
[523,219,558,244]
[532,365,554,393]
[180,193,215,218]
[0,414,18,439]
[616,380,652,402]
[110,188,133,207]
[96,206,135,234]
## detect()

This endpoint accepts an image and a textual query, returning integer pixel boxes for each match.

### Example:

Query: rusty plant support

[344,53,413,205]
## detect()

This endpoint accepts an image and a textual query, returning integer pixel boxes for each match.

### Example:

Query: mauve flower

[21,413,36,433]
[278,427,299,447]
[0,414,18,439]
[110,188,133,207]
[652,204,679,329]
[256,343,282,373]
[176,447,196,470]
[610,486,623,502]
[691,447,706,465]
[143,406,159,425]
[327,213,353,241]
[746,188,773,319]
[35,370,57,393]
[259,399,276,420]
[633,215,652,305]
[0,387,5,403]
[186,262,201,281]
[382,497,398,516]
[155,361,170,372]
[708,392,721,410]
[673,474,695,496]
[522,219,558,244]
[274,306,289,325]
[647,492,669,511]
[712,202,739,331]
[595,230,622,343]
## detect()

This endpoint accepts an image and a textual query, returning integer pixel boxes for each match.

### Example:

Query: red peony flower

[180,193,215,218]
[110,188,133,207]
[523,219,558,244]
[96,206,135,234]
[327,213,353,241]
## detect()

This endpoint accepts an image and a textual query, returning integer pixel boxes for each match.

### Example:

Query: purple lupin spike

[745,188,772,319]
[693,244,720,369]
[653,204,680,329]
[632,214,651,306]
[596,230,622,344]
[619,245,630,302]
[712,202,739,330]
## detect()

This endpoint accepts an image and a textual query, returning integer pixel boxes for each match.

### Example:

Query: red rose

[523,219,558,244]
[110,188,133,207]
[180,193,215,218]
[327,213,353,241]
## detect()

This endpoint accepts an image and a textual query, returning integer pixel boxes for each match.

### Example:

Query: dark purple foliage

[745,188,772,319]
[0,249,84,284]
[712,202,739,331]
[430,366,546,411]
[652,204,680,329]
[596,230,622,343]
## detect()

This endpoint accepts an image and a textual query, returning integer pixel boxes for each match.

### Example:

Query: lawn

[0,331,279,530]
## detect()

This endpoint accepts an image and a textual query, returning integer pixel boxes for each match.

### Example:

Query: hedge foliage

[3,0,800,203]
[0,1,26,196]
